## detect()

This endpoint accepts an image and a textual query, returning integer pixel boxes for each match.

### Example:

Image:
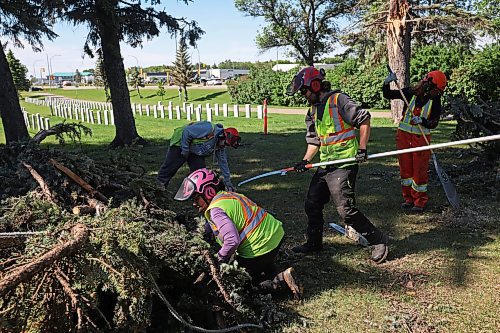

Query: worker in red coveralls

[383,70,447,213]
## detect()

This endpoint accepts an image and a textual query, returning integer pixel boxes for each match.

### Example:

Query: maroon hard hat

[286,66,325,95]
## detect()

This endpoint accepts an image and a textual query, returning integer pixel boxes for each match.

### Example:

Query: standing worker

[286,66,389,264]
[157,121,241,191]
[383,70,447,213]
[174,168,301,298]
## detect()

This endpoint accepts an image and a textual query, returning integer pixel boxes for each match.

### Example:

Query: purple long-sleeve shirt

[208,207,240,260]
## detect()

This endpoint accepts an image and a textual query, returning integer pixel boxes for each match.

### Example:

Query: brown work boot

[370,235,389,264]
[275,267,302,299]
[259,267,302,299]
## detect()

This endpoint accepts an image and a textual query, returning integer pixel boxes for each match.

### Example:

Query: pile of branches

[444,97,500,200]
[0,140,279,332]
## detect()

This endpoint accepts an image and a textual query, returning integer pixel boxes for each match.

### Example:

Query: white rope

[0,231,45,237]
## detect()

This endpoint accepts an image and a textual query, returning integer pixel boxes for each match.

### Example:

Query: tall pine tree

[63,0,203,147]
[171,38,193,102]
[93,50,110,102]
[6,50,30,91]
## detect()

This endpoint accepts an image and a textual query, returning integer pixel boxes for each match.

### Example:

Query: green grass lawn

[1,97,499,332]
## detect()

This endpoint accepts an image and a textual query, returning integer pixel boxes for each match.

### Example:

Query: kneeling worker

[157,121,241,191]
[174,168,301,298]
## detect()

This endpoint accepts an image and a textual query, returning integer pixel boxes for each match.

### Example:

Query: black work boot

[361,229,389,264]
[292,229,323,254]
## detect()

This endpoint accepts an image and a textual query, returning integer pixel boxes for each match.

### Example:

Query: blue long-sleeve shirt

[179,121,232,186]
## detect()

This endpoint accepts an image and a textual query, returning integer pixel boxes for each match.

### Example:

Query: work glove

[384,72,397,85]
[355,149,368,163]
[294,160,309,173]
[410,116,423,125]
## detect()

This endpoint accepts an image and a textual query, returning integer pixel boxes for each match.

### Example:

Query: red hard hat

[286,66,325,95]
[224,127,241,148]
[424,70,447,92]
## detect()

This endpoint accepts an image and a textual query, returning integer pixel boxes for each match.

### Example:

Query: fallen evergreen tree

[0,133,284,332]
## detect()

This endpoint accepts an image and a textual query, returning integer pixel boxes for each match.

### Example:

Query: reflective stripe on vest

[398,96,433,135]
[320,129,357,146]
[209,192,268,243]
[317,93,357,146]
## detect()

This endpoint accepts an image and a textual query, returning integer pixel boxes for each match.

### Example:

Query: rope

[0,231,45,237]
[149,273,262,333]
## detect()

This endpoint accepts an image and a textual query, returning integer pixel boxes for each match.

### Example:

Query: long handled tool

[237,134,500,186]
[386,65,460,208]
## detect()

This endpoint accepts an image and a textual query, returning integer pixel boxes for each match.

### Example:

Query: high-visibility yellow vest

[315,93,358,166]
[398,96,433,135]
[204,191,284,258]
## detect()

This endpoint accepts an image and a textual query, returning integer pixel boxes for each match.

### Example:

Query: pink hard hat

[174,168,221,201]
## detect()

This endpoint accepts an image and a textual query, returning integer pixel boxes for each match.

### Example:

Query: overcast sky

[6,0,303,77]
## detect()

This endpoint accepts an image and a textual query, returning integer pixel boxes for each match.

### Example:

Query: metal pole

[49,54,61,91]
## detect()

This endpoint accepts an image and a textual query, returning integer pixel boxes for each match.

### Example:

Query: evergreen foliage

[171,38,193,101]
[6,49,30,91]
[0,144,277,331]
[93,50,110,102]
[157,81,166,100]
[129,67,145,98]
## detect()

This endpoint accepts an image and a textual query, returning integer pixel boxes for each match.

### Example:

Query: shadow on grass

[191,91,226,102]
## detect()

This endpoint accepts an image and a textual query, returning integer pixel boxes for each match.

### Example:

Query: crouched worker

[174,168,301,298]
[157,121,241,191]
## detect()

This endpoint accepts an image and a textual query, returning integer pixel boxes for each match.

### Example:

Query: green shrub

[410,44,472,83]
[447,44,500,102]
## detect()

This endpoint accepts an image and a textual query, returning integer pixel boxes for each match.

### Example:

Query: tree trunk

[0,44,29,143]
[386,0,412,124]
[96,0,146,147]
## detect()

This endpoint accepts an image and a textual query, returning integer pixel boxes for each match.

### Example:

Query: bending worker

[383,70,447,213]
[157,121,241,191]
[286,66,389,264]
[174,168,301,298]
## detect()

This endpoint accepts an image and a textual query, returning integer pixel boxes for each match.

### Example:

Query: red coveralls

[396,97,433,208]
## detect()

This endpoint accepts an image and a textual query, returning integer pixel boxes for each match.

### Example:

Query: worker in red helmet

[383,70,447,213]
[287,66,389,264]
[157,121,241,191]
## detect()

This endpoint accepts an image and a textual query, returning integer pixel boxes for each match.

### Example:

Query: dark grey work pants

[304,165,383,244]
[157,145,206,187]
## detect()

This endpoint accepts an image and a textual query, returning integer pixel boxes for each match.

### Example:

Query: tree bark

[0,224,89,297]
[95,0,146,147]
[0,44,30,143]
[386,0,412,124]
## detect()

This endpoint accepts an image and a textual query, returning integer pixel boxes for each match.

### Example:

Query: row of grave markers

[24,97,265,127]
[22,109,51,131]
[130,101,265,121]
